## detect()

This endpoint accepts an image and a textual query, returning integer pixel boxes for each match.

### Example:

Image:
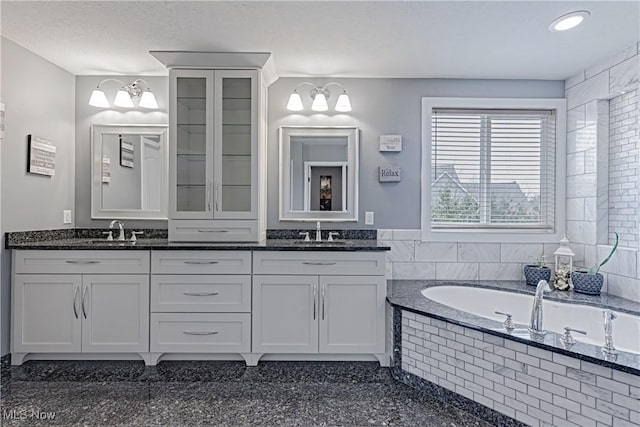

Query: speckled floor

[0,359,493,426]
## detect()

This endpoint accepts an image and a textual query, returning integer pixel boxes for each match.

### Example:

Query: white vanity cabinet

[149,251,252,364]
[252,252,387,364]
[168,68,267,242]
[11,251,150,365]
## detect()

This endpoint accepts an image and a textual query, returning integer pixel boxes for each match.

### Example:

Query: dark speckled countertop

[5,228,389,251]
[6,237,389,251]
[387,280,640,375]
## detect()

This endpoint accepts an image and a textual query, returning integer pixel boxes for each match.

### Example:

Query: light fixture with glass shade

[549,10,590,32]
[286,82,352,113]
[88,78,158,109]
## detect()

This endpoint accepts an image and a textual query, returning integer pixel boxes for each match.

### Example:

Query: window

[422,98,566,242]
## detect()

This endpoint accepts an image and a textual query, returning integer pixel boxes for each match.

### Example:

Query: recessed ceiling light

[549,10,590,32]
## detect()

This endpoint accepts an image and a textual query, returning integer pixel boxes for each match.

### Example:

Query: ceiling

[1,1,639,80]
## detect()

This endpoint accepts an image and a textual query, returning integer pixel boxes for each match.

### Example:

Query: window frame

[421,97,567,243]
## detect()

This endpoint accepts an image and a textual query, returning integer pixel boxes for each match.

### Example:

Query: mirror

[279,126,359,222]
[91,124,168,219]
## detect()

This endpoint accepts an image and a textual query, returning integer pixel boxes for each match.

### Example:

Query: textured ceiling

[1,1,639,79]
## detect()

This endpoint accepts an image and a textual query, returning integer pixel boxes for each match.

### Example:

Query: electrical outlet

[365,211,374,225]
[63,210,72,224]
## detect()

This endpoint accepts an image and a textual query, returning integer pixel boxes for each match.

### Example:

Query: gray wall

[1,38,76,355]
[268,78,565,229]
[75,75,168,228]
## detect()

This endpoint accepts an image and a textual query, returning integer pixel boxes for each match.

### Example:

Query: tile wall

[401,310,640,427]
[565,43,640,302]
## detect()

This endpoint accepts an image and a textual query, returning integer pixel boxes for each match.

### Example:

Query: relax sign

[378,166,402,182]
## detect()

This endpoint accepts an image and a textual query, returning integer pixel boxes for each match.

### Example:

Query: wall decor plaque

[378,166,402,182]
[379,135,402,152]
[27,135,56,177]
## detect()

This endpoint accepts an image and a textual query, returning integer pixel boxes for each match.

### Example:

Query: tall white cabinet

[169,68,268,242]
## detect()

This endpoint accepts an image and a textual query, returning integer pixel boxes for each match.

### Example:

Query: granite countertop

[6,237,389,251]
[5,229,389,251]
[387,280,640,375]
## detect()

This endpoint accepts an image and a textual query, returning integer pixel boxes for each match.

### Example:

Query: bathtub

[421,285,640,355]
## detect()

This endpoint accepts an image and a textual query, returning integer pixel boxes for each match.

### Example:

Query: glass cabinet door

[171,70,214,219]
[214,70,258,219]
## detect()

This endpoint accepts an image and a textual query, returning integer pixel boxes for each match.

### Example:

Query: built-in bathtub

[421,285,640,355]
[387,280,640,427]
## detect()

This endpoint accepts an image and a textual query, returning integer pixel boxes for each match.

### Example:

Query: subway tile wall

[401,310,640,427]
[378,229,568,282]
[565,43,640,303]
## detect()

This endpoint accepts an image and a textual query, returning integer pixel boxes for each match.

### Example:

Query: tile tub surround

[0,357,493,427]
[393,307,640,427]
[387,280,640,374]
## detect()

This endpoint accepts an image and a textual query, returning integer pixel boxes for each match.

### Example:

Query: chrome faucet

[529,280,551,336]
[602,310,618,356]
[316,221,322,242]
[109,220,126,241]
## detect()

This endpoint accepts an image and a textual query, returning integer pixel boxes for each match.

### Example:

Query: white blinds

[431,108,556,228]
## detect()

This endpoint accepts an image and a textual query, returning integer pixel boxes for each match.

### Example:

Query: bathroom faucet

[109,220,126,241]
[316,221,322,242]
[528,280,551,337]
[602,310,618,356]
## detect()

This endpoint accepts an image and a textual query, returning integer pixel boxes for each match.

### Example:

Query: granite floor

[0,359,493,426]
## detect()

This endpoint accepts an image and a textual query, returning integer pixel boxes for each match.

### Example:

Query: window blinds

[431,108,556,228]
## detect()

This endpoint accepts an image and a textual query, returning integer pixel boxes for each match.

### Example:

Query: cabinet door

[81,275,149,353]
[213,70,258,220]
[13,275,81,353]
[170,69,215,219]
[319,276,386,354]
[252,275,318,353]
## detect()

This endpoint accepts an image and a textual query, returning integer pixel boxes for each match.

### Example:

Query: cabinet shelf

[177,98,206,110]
[177,124,206,135]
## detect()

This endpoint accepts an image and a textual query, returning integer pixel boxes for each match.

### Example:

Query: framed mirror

[279,126,359,222]
[91,124,168,219]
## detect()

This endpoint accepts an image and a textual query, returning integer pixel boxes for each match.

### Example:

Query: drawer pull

[302,261,337,266]
[183,331,219,336]
[197,229,229,233]
[183,261,220,265]
[65,260,100,264]
[183,292,219,297]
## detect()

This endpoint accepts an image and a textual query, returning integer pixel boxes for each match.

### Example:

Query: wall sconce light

[89,78,158,109]
[286,82,352,112]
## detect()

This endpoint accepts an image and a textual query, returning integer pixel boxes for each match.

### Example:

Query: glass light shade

[139,91,159,109]
[311,93,329,112]
[335,93,352,112]
[549,11,590,31]
[113,89,134,108]
[88,89,110,108]
[286,92,304,111]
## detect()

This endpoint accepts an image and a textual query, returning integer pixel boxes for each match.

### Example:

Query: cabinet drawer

[169,220,260,242]
[150,313,250,353]
[151,251,251,274]
[14,250,150,274]
[253,252,385,276]
[151,275,251,313]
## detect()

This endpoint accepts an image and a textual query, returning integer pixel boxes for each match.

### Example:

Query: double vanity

[10,54,387,367]
[8,232,389,367]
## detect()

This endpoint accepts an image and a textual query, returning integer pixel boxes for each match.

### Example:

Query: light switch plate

[63,210,72,224]
[365,211,374,225]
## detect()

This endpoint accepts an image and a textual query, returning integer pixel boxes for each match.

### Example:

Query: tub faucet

[109,220,125,241]
[602,310,618,356]
[528,280,551,337]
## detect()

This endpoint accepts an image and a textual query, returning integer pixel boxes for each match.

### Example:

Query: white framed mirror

[279,126,359,222]
[91,124,168,220]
